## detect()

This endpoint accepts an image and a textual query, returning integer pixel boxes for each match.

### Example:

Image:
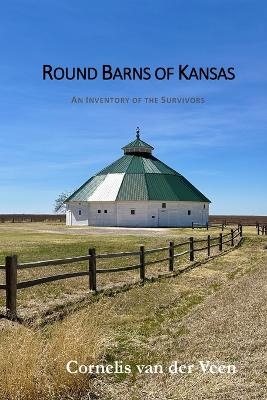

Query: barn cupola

[122,127,154,155]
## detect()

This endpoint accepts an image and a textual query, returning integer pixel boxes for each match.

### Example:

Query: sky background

[1,0,267,215]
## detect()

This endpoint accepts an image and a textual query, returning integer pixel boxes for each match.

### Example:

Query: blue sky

[1,0,267,215]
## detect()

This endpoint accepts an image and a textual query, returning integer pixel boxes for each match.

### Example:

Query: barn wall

[67,202,88,226]
[117,201,149,227]
[117,201,209,227]
[67,201,209,227]
[150,201,209,227]
[66,210,71,225]
[88,202,117,226]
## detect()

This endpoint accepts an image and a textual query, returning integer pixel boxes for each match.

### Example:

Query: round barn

[66,129,210,227]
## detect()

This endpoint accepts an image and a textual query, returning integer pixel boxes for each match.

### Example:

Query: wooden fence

[192,222,227,230]
[0,226,243,320]
[256,223,267,235]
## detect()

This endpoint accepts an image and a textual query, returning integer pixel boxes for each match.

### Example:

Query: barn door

[96,211,104,226]
[158,209,169,227]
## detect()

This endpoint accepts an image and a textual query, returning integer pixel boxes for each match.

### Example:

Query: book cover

[0,1,266,399]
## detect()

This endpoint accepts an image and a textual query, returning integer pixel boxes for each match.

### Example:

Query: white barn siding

[88,202,117,226]
[117,202,149,227]
[66,210,71,225]
[67,202,88,226]
[67,200,209,227]
[67,201,209,227]
[147,201,209,227]
[153,201,209,227]
[116,201,208,228]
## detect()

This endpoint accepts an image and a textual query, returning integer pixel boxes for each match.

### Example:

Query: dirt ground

[0,222,173,236]
[100,245,267,400]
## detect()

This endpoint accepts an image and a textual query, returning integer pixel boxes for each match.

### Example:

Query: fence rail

[0,226,243,320]
[18,255,90,269]
[192,221,227,231]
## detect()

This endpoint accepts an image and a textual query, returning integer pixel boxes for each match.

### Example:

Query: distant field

[210,215,267,225]
[0,223,266,400]
[0,213,267,225]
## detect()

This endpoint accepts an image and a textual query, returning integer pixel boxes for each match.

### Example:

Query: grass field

[0,223,266,399]
[0,222,236,319]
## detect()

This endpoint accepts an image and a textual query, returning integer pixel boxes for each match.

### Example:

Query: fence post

[5,255,17,320]
[239,224,243,237]
[192,222,194,229]
[231,229,234,246]
[189,237,194,261]
[219,233,223,251]
[139,245,145,282]
[206,222,209,230]
[207,235,211,257]
[88,248,96,292]
[169,241,174,272]
[221,223,224,231]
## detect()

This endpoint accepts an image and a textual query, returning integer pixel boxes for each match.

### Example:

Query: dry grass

[0,306,109,400]
[0,224,266,399]
[103,255,267,400]
[0,325,42,399]
[94,234,267,400]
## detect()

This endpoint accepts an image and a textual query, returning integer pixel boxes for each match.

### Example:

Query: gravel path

[0,223,172,236]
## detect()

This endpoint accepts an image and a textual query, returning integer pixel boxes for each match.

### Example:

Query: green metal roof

[122,137,154,150]
[67,132,211,203]
[145,174,210,201]
[67,175,106,201]
[117,174,149,200]
[96,154,180,175]
[98,155,134,174]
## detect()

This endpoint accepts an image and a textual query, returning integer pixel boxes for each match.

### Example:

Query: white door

[96,211,104,226]
[158,209,169,227]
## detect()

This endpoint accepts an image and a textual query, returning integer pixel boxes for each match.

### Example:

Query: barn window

[162,203,166,208]
[203,204,206,209]
[104,210,107,213]
[78,210,82,216]
[152,216,155,218]
[97,210,101,213]
[188,210,191,215]
[130,209,135,215]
